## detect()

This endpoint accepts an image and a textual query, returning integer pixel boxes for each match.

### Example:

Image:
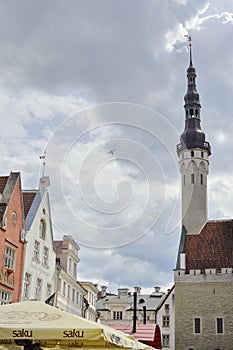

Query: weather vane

[184,34,192,46]
[39,150,46,178]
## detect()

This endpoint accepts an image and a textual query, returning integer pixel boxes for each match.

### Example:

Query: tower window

[200,174,203,185]
[183,175,186,185]
[191,151,194,157]
[191,173,195,184]
[201,151,204,158]
[194,318,201,334]
[190,108,194,117]
[216,318,223,334]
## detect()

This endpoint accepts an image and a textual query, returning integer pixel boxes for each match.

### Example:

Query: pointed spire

[177,36,211,156]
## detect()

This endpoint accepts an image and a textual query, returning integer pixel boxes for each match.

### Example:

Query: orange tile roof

[185,220,233,271]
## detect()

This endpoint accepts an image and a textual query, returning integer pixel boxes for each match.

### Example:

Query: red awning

[109,324,162,349]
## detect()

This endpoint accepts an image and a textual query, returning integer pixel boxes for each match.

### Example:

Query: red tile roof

[185,220,233,271]
[22,191,37,218]
[0,176,8,193]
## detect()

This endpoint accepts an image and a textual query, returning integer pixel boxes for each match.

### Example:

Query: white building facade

[21,176,56,302]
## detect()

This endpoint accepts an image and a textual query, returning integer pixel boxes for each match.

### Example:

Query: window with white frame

[4,246,15,269]
[73,262,77,277]
[23,272,31,299]
[33,240,40,261]
[67,285,70,299]
[0,289,12,304]
[35,278,42,300]
[162,334,169,347]
[162,316,170,327]
[42,246,49,266]
[39,219,46,240]
[72,288,75,302]
[69,258,72,271]
[113,311,123,320]
[63,281,66,296]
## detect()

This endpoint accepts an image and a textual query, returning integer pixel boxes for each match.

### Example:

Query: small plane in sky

[107,149,116,155]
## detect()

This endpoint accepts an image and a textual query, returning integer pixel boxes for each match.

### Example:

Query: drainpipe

[143,306,146,324]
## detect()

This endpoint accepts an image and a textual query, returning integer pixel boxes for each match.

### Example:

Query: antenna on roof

[39,150,46,178]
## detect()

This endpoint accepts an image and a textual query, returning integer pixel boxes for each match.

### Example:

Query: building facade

[97,285,165,326]
[0,172,25,304]
[54,235,86,316]
[155,286,175,350]
[175,39,233,350]
[80,281,99,322]
[21,176,56,302]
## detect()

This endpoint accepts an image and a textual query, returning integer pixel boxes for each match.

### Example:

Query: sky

[0,0,233,294]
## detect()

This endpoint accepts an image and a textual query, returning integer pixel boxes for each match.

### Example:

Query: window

[39,219,46,240]
[216,318,223,334]
[113,311,123,320]
[74,262,77,277]
[67,285,70,299]
[183,175,186,185]
[162,316,170,327]
[165,304,169,311]
[42,246,49,266]
[72,288,75,302]
[63,281,66,296]
[47,283,52,297]
[35,278,42,300]
[23,272,31,299]
[191,173,195,184]
[76,291,79,304]
[33,240,40,261]
[11,212,18,224]
[69,258,72,271]
[0,289,12,304]
[200,174,203,185]
[194,318,201,334]
[162,334,169,347]
[4,246,15,269]
[191,150,194,157]
[201,151,204,158]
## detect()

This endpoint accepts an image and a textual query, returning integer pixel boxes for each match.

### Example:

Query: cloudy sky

[1,0,233,294]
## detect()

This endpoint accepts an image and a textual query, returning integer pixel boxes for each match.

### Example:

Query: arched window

[191,173,195,184]
[39,219,46,240]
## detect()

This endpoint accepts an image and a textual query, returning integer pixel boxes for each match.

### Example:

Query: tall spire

[177,36,211,156]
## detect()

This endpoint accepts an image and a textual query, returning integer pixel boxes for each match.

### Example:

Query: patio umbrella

[0,301,155,350]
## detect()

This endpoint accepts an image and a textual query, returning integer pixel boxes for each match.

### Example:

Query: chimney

[133,286,141,295]
[154,286,161,293]
[101,285,107,298]
[117,288,129,298]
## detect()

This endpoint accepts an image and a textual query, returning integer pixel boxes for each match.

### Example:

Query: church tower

[177,38,211,234]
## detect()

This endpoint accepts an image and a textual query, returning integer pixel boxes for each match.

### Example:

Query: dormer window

[39,219,46,240]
